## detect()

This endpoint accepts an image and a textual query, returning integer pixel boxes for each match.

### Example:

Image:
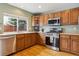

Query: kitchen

[0,3,79,56]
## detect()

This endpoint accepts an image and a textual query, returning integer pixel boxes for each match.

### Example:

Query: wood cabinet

[32,16,40,26]
[60,34,71,52]
[48,13,54,19]
[37,33,46,45]
[54,12,62,18]
[39,15,44,26]
[61,10,70,25]
[60,34,79,55]
[71,35,79,54]
[32,7,79,26]
[61,7,79,25]
[16,34,25,51]
[24,34,31,48]
[70,8,79,25]
[24,33,37,48]
[43,14,49,25]
[30,33,37,45]
[16,33,37,51]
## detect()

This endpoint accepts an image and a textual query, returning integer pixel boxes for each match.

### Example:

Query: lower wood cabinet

[24,33,37,48]
[16,34,25,51]
[60,34,79,55]
[24,34,31,48]
[31,33,37,45]
[16,33,37,52]
[71,35,79,54]
[60,35,71,52]
[37,33,46,45]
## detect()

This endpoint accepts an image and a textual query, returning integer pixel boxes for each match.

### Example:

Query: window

[3,16,17,32]
[18,18,27,31]
[3,14,28,32]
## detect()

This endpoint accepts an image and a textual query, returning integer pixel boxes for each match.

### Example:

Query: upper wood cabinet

[43,14,49,25]
[48,13,54,19]
[61,7,79,25]
[61,10,70,25]
[54,12,62,18]
[70,8,79,25]
[60,34,71,52]
[39,15,44,26]
[32,16,40,26]
[32,7,79,26]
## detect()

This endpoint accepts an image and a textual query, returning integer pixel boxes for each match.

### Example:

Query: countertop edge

[0,32,39,36]
[60,33,79,35]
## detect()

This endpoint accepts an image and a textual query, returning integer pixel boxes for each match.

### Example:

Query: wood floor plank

[13,45,75,56]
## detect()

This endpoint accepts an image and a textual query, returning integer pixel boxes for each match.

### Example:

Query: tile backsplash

[40,25,79,33]
[61,25,79,33]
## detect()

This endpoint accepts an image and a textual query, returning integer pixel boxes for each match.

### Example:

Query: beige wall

[0,3,33,33]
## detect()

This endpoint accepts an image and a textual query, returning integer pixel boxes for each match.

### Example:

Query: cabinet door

[25,34,32,48]
[24,33,37,48]
[54,12,62,18]
[31,33,37,45]
[61,10,70,25]
[24,34,30,48]
[70,8,79,25]
[37,33,45,45]
[43,14,48,25]
[32,16,40,26]
[16,34,25,51]
[71,35,79,54]
[39,15,44,26]
[48,13,54,19]
[60,34,71,51]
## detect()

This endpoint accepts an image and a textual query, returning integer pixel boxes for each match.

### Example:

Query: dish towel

[50,36,54,43]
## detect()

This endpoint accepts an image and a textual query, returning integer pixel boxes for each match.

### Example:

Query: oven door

[45,36,54,46]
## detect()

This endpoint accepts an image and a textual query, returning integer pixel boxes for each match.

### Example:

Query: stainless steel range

[45,28,62,51]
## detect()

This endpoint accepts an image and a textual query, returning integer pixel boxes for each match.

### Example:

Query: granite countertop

[1,31,79,36]
[60,33,79,35]
[0,31,38,36]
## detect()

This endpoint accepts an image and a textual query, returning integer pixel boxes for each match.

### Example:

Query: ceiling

[8,3,79,14]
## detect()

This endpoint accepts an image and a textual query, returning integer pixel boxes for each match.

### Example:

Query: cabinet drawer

[71,35,79,40]
[16,34,25,38]
[60,34,70,39]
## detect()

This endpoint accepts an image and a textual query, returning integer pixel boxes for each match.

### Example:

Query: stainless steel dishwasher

[0,35,16,56]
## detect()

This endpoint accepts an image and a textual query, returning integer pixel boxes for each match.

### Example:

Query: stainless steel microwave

[48,17,60,25]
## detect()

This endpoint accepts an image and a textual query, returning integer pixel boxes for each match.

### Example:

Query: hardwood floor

[13,45,75,56]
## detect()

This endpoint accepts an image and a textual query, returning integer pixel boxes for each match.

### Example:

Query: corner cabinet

[60,34,79,55]
[37,33,46,45]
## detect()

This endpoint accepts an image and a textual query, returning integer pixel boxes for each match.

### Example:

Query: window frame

[3,13,28,33]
